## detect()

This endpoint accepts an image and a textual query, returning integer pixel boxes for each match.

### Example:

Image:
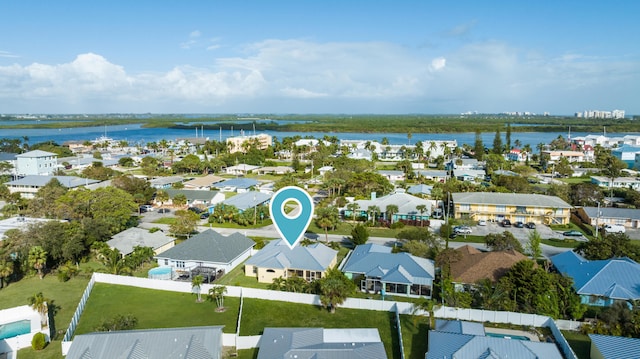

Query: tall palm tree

[0,260,14,288]
[28,246,47,279]
[319,268,356,314]
[367,205,380,225]
[208,285,228,311]
[101,248,131,275]
[416,204,427,227]
[347,202,360,221]
[28,292,49,327]
[192,275,204,303]
[386,204,399,224]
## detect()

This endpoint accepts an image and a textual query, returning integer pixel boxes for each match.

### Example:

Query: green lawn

[0,274,91,359]
[400,314,430,359]
[74,283,240,335]
[240,298,401,359]
[562,330,591,359]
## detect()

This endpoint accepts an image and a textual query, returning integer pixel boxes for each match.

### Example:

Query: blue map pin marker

[270,186,314,249]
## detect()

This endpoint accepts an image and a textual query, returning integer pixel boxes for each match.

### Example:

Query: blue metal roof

[551,251,640,300]
[215,178,259,189]
[589,334,640,359]
[342,244,434,285]
[222,191,271,211]
[245,239,337,271]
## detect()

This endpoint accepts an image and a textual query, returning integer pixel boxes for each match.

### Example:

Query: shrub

[31,332,46,350]
[95,314,138,332]
[148,227,161,233]
[390,222,405,229]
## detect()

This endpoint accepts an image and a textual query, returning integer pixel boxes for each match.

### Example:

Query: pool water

[486,332,531,341]
[0,320,31,340]
[148,266,172,280]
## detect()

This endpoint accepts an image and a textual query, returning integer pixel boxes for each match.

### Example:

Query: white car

[455,226,472,234]
[477,220,487,226]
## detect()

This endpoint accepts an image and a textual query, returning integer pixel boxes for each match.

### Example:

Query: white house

[15,150,57,176]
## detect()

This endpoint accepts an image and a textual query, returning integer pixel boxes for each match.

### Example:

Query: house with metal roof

[182,174,225,190]
[220,191,271,213]
[415,169,448,182]
[257,327,387,359]
[346,191,432,224]
[5,175,100,199]
[407,183,433,196]
[244,239,337,283]
[256,166,294,175]
[551,251,640,307]
[107,227,175,256]
[426,319,563,359]
[224,163,261,175]
[154,229,254,279]
[15,150,57,176]
[453,168,486,182]
[65,326,224,359]
[341,243,434,298]
[589,334,640,359]
[213,178,259,193]
[452,192,572,225]
[576,206,640,229]
[148,175,184,189]
[377,170,405,183]
[163,189,225,208]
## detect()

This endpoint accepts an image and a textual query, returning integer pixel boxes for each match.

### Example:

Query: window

[459,204,470,211]
[164,259,168,266]
[266,269,275,273]
[175,261,185,268]
[496,205,506,213]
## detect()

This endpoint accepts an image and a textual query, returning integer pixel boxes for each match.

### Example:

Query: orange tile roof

[450,245,528,284]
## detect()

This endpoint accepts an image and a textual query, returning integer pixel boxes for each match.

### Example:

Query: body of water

[0,122,633,148]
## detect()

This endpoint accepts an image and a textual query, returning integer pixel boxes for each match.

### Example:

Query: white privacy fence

[61,273,580,359]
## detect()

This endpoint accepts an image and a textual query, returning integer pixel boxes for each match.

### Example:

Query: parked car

[158,208,171,214]
[563,230,582,237]
[603,224,626,233]
[188,207,203,214]
[139,205,153,212]
[514,221,524,228]
[501,219,512,227]
[200,212,210,219]
[454,226,472,234]
[525,222,536,229]
[477,220,487,226]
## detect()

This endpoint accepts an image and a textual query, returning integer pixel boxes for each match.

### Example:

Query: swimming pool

[148,266,172,280]
[486,332,531,341]
[0,319,31,340]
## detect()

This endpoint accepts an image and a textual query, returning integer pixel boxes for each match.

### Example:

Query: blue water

[486,332,531,341]
[0,319,31,339]
[149,267,171,275]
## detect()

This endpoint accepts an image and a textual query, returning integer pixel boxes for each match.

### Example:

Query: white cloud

[0,39,638,113]
[0,50,19,58]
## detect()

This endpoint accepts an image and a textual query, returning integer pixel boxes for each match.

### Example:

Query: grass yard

[400,314,430,359]
[74,283,240,335]
[562,331,591,359]
[0,274,91,359]
[239,298,402,359]
[215,260,270,289]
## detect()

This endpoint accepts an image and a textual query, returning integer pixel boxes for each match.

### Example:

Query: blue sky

[1,1,638,115]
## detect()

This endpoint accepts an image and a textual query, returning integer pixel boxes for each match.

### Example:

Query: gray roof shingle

[155,229,254,264]
[245,239,337,271]
[452,192,572,208]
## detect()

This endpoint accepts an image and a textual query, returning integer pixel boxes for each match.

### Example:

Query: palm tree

[416,204,427,227]
[319,268,356,314]
[412,298,439,328]
[0,260,14,288]
[367,205,380,225]
[385,204,399,224]
[192,275,204,303]
[208,285,228,311]
[346,202,360,221]
[28,292,49,327]
[101,248,131,275]
[28,246,47,279]
[155,190,169,207]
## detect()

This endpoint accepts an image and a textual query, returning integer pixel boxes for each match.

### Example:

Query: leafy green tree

[100,248,132,275]
[576,232,640,261]
[170,210,199,239]
[473,130,484,161]
[28,178,68,218]
[555,157,574,177]
[350,224,369,245]
[172,193,188,207]
[318,267,356,314]
[118,157,135,167]
[94,314,138,332]
[112,175,155,203]
[569,183,604,207]
[81,161,120,181]
[526,230,542,260]
[0,260,14,289]
[315,206,339,243]
[192,275,204,302]
[484,231,523,253]
[505,123,512,151]
[155,190,169,206]
[28,246,47,279]
[492,129,503,154]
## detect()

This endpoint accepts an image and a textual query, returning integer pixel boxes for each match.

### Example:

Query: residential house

[0,216,51,241]
[58,155,119,171]
[182,174,225,190]
[453,168,486,182]
[244,239,337,283]
[257,327,387,359]
[317,166,334,177]
[407,184,432,196]
[163,189,225,208]
[452,192,572,225]
[65,326,224,359]
[550,250,640,307]
[415,169,448,182]
[447,158,482,170]
[154,229,254,278]
[346,191,431,224]
[591,176,640,190]
[149,175,184,189]
[449,245,528,290]
[256,166,294,175]
[213,178,259,193]
[224,164,261,175]
[506,148,528,162]
[377,170,405,183]
[576,206,640,229]
[541,150,585,163]
[107,227,175,256]
[341,243,434,298]
[348,148,373,161]
[5,175,100,199]
[420,140,458,158]
[15,150,57,176]
[589,334,640,359]
[226,133,272,154]
[425,319,562,359]
[611,145,640,168]
[219,191,271,213]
